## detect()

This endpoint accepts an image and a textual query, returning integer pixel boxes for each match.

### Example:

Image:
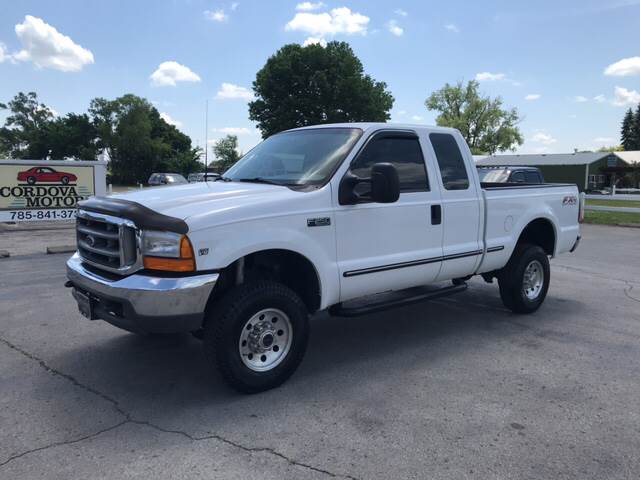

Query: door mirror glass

[370,163,400,203]
[339,162,400,204]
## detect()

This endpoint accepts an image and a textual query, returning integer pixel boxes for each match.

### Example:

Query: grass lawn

[586,198,640,208]
[584,210,640,226]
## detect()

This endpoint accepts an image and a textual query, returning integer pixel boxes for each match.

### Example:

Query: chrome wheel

[522,260,544,300]
[238,308,292,372]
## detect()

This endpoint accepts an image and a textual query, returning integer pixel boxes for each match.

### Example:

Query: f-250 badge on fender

[562,196,577,206]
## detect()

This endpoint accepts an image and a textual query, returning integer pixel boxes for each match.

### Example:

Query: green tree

[212,135,241,172]
[0,91,54,159]
[89,94,194,183]
[425,80,523,155]
[45,113,98,159]
[620,107,636,151]
[249,41,394,137]
[165,147,204,177]
[634,104,640,150]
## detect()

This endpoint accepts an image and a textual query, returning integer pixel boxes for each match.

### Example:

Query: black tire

[497,244,550,314]
[27,176,36,185]
[203,281,309,394]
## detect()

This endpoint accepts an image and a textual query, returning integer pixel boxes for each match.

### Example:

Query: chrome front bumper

[66,253,219,333]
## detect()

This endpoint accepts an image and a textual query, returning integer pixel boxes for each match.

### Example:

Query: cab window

[350,133,429,192]
[511,171,525,183]
[429,133,469,190]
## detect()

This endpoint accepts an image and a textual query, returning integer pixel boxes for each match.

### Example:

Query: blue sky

[1,0,640,156]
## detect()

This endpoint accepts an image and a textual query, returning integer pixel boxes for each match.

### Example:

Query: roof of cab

[286,122,458,134]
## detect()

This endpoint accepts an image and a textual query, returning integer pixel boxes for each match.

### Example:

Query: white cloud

[593,94,606,103]
[397,110,407,115]
[613,86,640,106]
[475,72,506,82]
[594,137,614,143]
[212,127,253,135]
[12,15,94,72]
[150,61,201,87]
[387,20,404,36]
[231,2,240,11]
[444,23,460,33]
[204,9,228,22]
[296,1,326,11]
[572,95,589,103]
[395,9,408,17]
[411,115,423,121]
[285,7,370,37]
[160,112,182,128]
[216,82,254,100]
[525,93,541,101]
[604,56,640,77]
[302,36,327,47]
[531,132,557,145]
[0,43,9,63]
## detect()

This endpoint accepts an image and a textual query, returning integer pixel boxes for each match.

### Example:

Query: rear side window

[511,171,525,183]
[525,171,541,183]
[351,134,429,192]
[429,133,469,190]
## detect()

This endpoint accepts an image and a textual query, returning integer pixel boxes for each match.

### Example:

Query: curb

[46,245,77,254]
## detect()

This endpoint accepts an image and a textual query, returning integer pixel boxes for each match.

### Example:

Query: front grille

[76,211,138,274]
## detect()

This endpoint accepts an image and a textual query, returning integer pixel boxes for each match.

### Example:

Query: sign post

[0,159,107,223]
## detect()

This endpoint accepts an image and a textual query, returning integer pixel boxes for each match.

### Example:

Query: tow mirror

[370,163,400,203]
[339,162,400,205]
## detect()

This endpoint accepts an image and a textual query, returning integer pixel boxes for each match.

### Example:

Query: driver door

[333,130,443,302]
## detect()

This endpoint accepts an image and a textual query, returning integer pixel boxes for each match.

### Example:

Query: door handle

[431,205,441,225]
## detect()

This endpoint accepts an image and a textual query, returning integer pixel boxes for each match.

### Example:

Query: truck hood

[111,181,309,229]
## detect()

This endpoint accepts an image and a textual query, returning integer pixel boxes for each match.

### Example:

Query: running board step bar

[329,283,467,317]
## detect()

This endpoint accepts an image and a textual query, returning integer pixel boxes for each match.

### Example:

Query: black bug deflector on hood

[78,196,189,234]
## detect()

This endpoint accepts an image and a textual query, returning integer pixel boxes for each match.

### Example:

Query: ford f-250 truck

[66,123,583,393]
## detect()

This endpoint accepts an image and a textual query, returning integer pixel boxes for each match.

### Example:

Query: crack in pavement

[623,282,640,304]
[553,263,640,286]
[0,336,358,479]
[0,421,129,468]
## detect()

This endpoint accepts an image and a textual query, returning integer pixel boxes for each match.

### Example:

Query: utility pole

[204,99,209,177]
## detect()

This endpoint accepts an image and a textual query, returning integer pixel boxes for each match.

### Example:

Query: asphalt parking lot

[0,224,639,479]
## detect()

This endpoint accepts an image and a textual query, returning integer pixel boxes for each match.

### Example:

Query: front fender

[188,215,339,309]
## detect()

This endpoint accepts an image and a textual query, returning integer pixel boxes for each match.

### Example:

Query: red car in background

[17,167,78,185]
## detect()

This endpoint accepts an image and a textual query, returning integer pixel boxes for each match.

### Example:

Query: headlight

[141,230,183,258]
[141,230,196,272]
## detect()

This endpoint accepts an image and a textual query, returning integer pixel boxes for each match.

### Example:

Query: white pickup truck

[66,123,582,393]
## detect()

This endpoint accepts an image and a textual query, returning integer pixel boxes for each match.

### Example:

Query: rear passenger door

[428,132,483,281]
[334,130,443,302]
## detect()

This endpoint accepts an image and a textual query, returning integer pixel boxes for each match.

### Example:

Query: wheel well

[212,249,321,313]
[517,218,555,255]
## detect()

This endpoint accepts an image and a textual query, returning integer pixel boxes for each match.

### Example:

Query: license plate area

[74,289,96,320]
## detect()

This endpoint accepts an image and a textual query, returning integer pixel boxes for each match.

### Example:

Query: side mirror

[370,163,400,203]
[339,162,400,205]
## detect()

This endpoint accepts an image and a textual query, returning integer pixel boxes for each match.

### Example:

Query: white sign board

[0,160,107,222]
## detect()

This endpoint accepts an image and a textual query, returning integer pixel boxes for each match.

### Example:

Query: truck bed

[477,182,580,274]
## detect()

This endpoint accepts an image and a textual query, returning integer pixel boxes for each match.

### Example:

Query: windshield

[478,168,510,183]
[225,128,363,186]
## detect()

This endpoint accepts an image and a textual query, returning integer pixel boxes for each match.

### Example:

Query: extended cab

[66,123,583,393]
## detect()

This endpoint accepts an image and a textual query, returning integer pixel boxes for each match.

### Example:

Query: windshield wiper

[236,177,290,186]
[214,176,232,182]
